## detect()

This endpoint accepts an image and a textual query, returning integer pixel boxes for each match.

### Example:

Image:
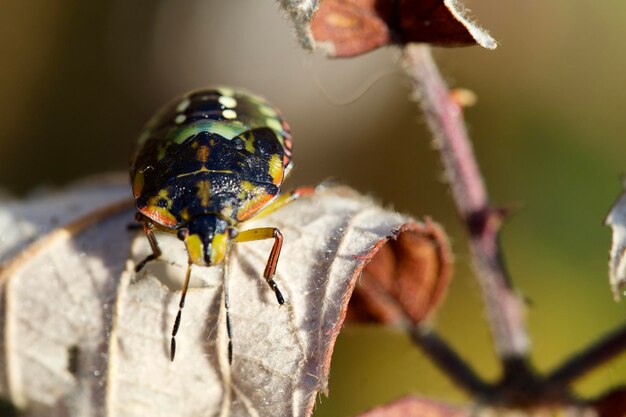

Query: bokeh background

[1,1,625,416]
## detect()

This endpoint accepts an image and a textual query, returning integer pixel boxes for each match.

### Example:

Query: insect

[130,87,311,361]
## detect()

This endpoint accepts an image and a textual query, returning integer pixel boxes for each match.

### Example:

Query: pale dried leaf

[444,0,496,49]
[278,0,321,50]
[0,173,129,265]
[605,189,626,299]
[0,177,444,417]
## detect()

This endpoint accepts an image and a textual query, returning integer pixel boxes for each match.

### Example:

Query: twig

[546,321,626,386]
[402,44,530,361]
[407,325,492,396]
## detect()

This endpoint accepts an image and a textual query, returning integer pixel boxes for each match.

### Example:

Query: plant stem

[408,326,492,396]
[403,44,530,361]
[546,321,626,386]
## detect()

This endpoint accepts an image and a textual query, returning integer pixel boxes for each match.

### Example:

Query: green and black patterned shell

[130,87,293,228]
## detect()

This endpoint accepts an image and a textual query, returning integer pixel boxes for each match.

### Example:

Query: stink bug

[130,87,311,361]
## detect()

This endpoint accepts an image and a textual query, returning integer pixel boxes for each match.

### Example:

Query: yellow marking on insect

[223,109,237,119]
[157,144,168,161]
[236,191,273,222]
[180,208,190,222]
[175,114,186,124]
[259,105,277,117]
[197,180,211,207]
[217,87,235,97]
[176,98,191,112]
[268,154,284,185]
[210,232,229,264]
[186,234,204,265]
[218,96,237,108]
[132,172,144,197]
[266,117,282,132]
[158,189,172,204]
[241,131,255,153]
[240,180,255,195]
[197,145,210,163]
[147,190,173,210]
[175,168,233,179]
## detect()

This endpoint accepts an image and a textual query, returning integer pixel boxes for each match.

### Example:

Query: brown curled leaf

[346,219,453,325]
[354,395,468,417]
[309,0,496,58]
[0,176,451,417]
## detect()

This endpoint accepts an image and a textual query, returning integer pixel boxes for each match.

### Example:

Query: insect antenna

[225,280,233,364]
[170,260,193,361]
[223,247,234,364]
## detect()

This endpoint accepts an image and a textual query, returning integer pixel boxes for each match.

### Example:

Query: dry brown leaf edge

[309,0,496,58]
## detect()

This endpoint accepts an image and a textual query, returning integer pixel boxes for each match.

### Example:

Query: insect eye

[228,228,238,239]
[177,229,188,241]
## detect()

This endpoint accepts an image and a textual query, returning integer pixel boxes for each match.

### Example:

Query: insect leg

[252,187,315,220]
[126,223,143,231]
[170,260,193,361]
[135,221,163,272]
[233,227,285,305]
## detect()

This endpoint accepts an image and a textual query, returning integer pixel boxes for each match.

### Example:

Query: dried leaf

[309,0,496,58]
[605,188,626,299]
[278,0,321,50]
[354,395,468,417]
[346,219,453,325]
[0,176,449,417]
[0,173,129,265]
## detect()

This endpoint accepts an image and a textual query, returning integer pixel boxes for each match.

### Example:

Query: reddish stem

[403,44,529,360]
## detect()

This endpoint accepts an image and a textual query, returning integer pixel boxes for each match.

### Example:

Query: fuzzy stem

[403,44,530,360]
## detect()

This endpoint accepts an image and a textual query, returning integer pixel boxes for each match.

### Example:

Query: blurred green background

[1,1,625,416]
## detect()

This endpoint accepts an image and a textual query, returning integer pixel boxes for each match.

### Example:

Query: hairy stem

[403,44,529,361]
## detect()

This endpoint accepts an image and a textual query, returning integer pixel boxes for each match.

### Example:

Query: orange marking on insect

[284,135,293,151]
[196,145,210,163]
[237,193,274,222]
[139,205,178,227]
[132,172,145,198]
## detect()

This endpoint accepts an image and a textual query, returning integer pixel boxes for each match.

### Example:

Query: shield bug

[130,87,311,361]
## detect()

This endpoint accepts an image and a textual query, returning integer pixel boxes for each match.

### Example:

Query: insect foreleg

[135,220,163,272]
